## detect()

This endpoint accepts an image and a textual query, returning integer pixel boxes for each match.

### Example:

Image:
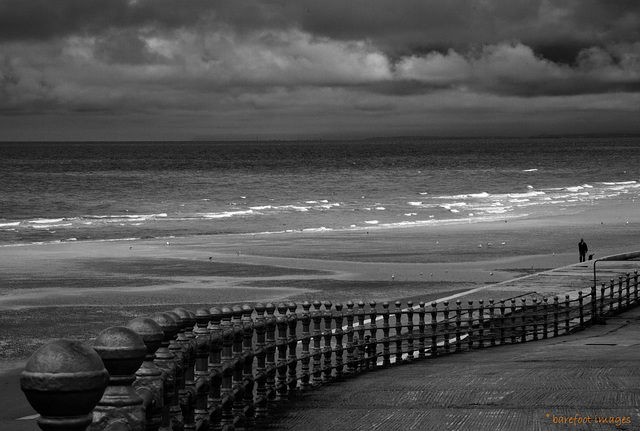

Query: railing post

[242,304,256,428]
[265,303,277,407]
[531,298,538,341]
[499,299,506,345]
[126,317,165,431]
[219,307,235,430]
[418,301,426,358]
[90,326,147,431]
[520,298,527,343]
[488,299,495,347]
[208,308,224,431]
[333,303,345,380]
[591,285,597,325]
[609,279,615,312]
[276,303,289,400]
[356,301,366,372]
[287,302,299,393]
[578,291,584,327]
[301,301,313,388]
[510,299,517,343]
[455,300,462,351]
[20,339,109,431]
[618,276,624,311]
[165,311,185,430]
[230,305,246,428]
[430,301,438,357]
[323,301,334,379]
[634,271,639,306]
[553,296,559,337]
[150,312,179,431]
[381,302,391,367]
[394,301,403,364]
[345,301,356,375]
[477,299,485,348]
[406,301,415,361]
[312,301,324,384]
[173,308,197,431]
[542,297,549,339]
[467,300,474,350]
[253,304,268,422]
[443,300,450,354]
[368,301,378,369]
[564,294,571,333]
[600,283,606,316]
[626,273,632,309]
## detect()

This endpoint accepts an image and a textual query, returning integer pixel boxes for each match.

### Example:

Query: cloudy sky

[1,0,639,141]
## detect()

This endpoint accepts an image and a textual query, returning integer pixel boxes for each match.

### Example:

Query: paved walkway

[2,258,639,431]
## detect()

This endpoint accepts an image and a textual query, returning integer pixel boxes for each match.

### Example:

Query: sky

[1,0,639,141]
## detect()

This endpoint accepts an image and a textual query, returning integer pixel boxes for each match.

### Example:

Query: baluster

[381,302,391,367]
[185,308,210,431]
[253,304,268,422]
[520,298,527,342]
[241,304,256,428]
[219,307,235,430]
[394,301,403,364]
[488,299,495,347]
[264,304,277,407]
[467,301,474,350]
[173,308,197,431]
[564,294,571,333]
[499,299,506,345]
[345,301,356,375]
[609,279,615,312]
[477,299,484,348]
[431,302,438,356]
[600,283,606,316]
[323,301,334,380]
[510,299,517,343]
[276,303,289,401]
[455,300,462,352]
[553,296,559,337]
[207,308,223,431]
[90,326,147,431]
[406,301,415,361]
[418,301,426,358]
[578,292,584,327]
[127,317,164,431]
[368,301,378,369]
[230,306,246,429]
[618,276,624,311]
[442,301,450,354]
[532,298,539,341]
[150,313,179,431]
[165,311,185,430]
[634,271,639,305]
[300,301,312,389]
[287,302,299,394]
[590,285,597,324]
[356,301,366,372]
[542,297,549,339]
[312,301,324,384]
[334,303,345,380]
[20,340,109,431]
[626,273,631,309]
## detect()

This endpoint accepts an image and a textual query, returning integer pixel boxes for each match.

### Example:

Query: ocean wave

[0,222,20,227]
[200,210,255,218]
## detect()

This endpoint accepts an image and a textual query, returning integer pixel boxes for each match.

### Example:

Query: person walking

[578,238,588,262]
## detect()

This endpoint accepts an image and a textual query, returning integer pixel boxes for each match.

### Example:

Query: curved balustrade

[20,270,639,431]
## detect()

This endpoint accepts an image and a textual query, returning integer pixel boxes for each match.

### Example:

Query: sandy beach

[1,200,639,371]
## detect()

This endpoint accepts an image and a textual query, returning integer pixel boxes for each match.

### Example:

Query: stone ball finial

[20,339,109,429]
[150,312,179,342]
[126,317,164,357]
[93,326,147,378]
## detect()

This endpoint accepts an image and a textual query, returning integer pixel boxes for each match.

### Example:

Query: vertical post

[300,301,312,390]
[618,276,624,311]
[406,301,415,361]
[467,300,474,350]
[356,301,366,372]
[333,303,345,380]
[312,301,323,385]
[418,301,426,358]
[165,311,185,430]
[600,283,606,316]
[286,302,298,395]
[394,301,403,364]
[264,303,277,407]
[430,301,438,357]
[564,294,571,334]
[477,299,485,349]
[609,279,615,312]
[499,299,506,345]
[591,285,597,324]
[241,304,255,428]
[218,307,235,430]
[553,296,559,337]
[510,299,517,343]
[368,301,378,369]
[207,308,223,431]
[443,301,450,354]
[276,303,289,401]
[381,302,391,367]
[345,301,355,375]
[230,306,246,428]
[253,304,268,422]
[578,291,584,327]
[488,299,495,347]
[323,301,334,381]
[520,298,527,343]
[455,300,462,352]
[634,271,639,306]
[625,273,631,309]
[531,298,539,341]
[542,297,549,339]
[150,313,179,431]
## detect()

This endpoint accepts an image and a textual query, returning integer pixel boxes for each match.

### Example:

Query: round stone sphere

[20,339,108,418]
[93,326,147,377]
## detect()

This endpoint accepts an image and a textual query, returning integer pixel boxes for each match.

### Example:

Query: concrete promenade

[2,258,639,431]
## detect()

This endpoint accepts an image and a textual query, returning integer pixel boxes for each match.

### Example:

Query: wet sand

[1,200,639,370]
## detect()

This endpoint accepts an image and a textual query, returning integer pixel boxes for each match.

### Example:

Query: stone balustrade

[20,270,639,431]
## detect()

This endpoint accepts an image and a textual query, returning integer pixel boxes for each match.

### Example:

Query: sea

[1,137,639,246]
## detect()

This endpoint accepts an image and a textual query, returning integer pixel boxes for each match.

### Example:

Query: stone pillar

[21,339,109,431]
[90,326,147,431]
